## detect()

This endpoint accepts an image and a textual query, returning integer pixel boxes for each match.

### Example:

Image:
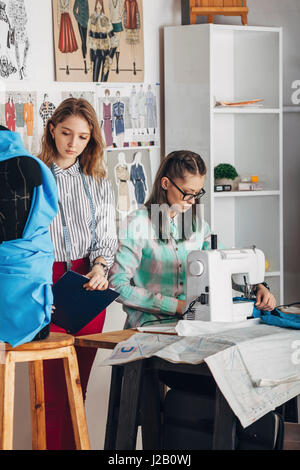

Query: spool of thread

[211,234,218,250]
[265,259,269,271]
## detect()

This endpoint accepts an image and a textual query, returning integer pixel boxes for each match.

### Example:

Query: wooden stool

[0,332,90,450]
[189,1,249,26]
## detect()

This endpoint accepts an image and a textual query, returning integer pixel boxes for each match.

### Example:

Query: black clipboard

[52,270,120,334]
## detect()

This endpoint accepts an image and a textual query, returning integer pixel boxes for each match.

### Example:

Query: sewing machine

[185,247,265,322]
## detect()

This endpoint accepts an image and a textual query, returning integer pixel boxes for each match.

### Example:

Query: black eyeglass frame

[167,177,206,201]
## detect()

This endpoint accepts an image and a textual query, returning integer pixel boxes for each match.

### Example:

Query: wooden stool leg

[0,363,4,449]
[0,354,15,450]
[28,360,46,450]
[208,15,214,23]
[241,13,248,25]
[190,13,197,24]
[63,346,90,450]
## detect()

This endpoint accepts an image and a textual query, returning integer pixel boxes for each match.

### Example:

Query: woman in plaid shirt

[109,150,276,328]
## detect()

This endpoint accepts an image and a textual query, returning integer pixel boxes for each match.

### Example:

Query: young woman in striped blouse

[109,150,276,329]
[39,97,117,450]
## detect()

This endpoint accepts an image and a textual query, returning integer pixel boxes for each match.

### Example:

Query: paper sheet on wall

[100,321,300,428]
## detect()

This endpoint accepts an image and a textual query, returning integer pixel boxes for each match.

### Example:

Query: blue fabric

[0,131,58,346]
[234,296,300,330]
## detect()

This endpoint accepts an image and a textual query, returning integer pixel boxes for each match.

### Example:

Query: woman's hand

[176,299,186,316]
[83,264,108,291]
[255,285,276,311]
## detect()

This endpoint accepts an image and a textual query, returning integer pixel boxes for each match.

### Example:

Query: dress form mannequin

[0,126,50,340]
[0,127,41,241]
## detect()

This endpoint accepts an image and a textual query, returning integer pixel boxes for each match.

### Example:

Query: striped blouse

[109,208,212,328]
[50,160,117,267]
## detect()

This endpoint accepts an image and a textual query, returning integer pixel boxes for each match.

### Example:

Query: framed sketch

[0,0,32,81]
[61,90,95,107]
[96,82,160,149]
[1,90,39,154]
[52,0,144,82]
[106,147,152,222]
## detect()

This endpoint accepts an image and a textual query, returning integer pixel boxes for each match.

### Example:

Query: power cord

[139,296,203,327]
[182,296,202,318]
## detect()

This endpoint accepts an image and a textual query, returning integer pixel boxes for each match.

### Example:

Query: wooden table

[75,329,237,450]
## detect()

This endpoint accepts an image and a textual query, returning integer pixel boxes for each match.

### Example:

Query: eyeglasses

[167,177,206,201]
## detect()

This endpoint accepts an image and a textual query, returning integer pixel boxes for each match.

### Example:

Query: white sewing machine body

[186,248,265,322]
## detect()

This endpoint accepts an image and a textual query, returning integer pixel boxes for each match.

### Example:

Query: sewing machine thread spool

[211,234,217,250]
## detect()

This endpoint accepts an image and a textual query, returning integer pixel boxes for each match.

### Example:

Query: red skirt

[44,257,106,450]
[58,12,78,54]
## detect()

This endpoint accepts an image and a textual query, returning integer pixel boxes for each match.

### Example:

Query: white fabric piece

[101,323,300,427]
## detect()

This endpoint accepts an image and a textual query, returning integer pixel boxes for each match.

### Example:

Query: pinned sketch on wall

[39,93,56,128]
[0,1,17,78]
[109,0,123,74]
[0,91,38,153]
[106,147,152,220]
[88,0,118,82]
[115,151,131,212]
[61,90,95,107]
[57,0,79,76]
[123,0,140,76]
[97,82,160,149]
[52,0,144,82]
[35,90,62,145]
[112,89,125,147]
[0,0,31,80]
[100,89,114,147]
[130,150,147,205]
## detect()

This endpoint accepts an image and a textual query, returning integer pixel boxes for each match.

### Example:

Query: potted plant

[214,163,239,191]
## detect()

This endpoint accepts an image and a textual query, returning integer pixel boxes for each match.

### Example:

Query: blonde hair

[38,98,106,179]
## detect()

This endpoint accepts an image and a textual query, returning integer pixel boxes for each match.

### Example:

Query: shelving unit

[164,24,283,303]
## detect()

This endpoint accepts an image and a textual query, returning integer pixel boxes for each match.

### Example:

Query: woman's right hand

[176,299,186,316]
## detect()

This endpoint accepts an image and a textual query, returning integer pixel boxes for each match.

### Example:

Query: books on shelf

[215,98,264,108]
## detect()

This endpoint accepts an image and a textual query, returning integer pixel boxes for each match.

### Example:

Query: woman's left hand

[255,285,276,311]
[83,264,108,291]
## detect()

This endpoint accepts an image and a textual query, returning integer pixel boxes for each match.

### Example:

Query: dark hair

[38,98,105,179]
[94,0,105,13]
[145,150,207,242]
[0,125,9,131]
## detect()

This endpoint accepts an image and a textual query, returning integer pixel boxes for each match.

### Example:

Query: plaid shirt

[109,209,211,328]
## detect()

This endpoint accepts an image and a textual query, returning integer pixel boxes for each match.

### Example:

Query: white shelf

[214,190,280,198]
[165,24,283,303]
[210,24,282,33]
[265,271,281,277]
[214,107,280,114]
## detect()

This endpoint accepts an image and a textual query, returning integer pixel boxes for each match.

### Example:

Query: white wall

[11,0,182,450]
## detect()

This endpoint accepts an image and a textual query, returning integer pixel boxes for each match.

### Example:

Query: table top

[75,328,178,349]
[75,329,138,349]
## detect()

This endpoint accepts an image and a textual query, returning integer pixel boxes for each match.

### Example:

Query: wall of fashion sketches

[4,0,300,450]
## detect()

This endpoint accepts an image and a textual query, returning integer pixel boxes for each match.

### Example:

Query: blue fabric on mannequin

[0,130,58,346]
